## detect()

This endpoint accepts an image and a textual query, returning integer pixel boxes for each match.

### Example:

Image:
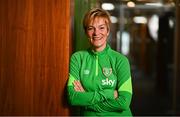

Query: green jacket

[67,44,133,116]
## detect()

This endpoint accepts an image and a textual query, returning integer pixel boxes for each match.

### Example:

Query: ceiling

[98,0,176,17]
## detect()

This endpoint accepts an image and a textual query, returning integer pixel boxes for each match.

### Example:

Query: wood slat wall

[0,0,70,115]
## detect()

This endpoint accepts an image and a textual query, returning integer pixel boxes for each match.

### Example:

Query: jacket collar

[89,44,110,56]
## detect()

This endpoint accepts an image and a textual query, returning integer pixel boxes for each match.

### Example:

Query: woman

[67,8,133,116]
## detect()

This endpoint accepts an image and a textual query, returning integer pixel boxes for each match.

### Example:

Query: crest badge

[103,67,112,78]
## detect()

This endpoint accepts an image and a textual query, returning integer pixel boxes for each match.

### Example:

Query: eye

[87,27,94,31]
[99,26,105,30]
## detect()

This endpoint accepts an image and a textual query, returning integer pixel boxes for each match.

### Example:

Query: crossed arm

[73,80,118,98]
[70,79,132,112]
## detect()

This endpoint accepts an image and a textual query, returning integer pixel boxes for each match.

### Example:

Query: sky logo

[102,78,115,87]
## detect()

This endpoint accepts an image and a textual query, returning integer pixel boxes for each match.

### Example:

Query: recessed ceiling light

[145,2,163,7]
[101,3,115,10]
[110,16,118,23]
[133,16,147,24]
[127,1,135,7]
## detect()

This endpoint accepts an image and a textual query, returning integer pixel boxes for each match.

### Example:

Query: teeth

[93,37,101,40]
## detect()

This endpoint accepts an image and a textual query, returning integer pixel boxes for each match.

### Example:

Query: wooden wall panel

[0,0,70,115]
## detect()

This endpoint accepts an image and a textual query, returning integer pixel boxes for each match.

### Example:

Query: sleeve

[67,53,115,106]
[85,56,133,112]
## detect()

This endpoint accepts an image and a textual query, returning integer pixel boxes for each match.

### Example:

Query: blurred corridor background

[0,0,180,116]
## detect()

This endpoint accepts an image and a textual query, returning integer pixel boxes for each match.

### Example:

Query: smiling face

[86,17,110,52]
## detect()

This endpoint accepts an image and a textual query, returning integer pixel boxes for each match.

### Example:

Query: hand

[114,90,118,99]
[73,80,85,92]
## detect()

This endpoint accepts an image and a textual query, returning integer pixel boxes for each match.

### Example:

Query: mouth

[92,37,102,40]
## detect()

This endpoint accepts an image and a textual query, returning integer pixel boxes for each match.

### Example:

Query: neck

[92,44,106,52]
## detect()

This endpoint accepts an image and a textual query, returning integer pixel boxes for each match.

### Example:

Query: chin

[93,43,102,47]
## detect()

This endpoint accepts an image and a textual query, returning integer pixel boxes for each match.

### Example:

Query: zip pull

[95,55,98,76]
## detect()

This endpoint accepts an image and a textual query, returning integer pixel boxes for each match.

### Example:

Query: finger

[76,80,85,92]
[114,90,118,99]
[73,80,84,92]
[73,81,80,91]
[74,85,80,91]
[74,80,81,89]
[74,80,85,92]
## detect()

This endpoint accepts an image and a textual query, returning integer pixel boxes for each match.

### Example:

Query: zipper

[95,55,98,76]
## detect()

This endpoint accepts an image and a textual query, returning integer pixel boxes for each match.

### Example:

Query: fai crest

[103,68,112,78]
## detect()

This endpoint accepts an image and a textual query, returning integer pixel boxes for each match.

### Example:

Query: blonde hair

[83,8,111,32]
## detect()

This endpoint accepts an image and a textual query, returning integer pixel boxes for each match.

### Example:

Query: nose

[93,28,99,36]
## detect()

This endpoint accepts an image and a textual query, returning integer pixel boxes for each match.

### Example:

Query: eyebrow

[99,24,106,27]
[88,24,106,27]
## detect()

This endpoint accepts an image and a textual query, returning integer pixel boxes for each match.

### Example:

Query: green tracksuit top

[67,44,133,116]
